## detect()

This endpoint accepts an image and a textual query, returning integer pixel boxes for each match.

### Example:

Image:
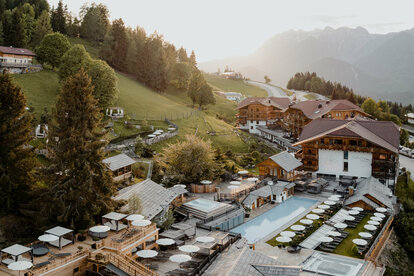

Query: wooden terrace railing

[103,224,157,251]
[108,253,158,276]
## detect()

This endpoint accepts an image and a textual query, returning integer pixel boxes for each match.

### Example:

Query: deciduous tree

[196,83,215,108]
[264,75,271,84]
[80,3,109,43]
[170,62,192,91]
[361,97,378,117]
[36,32,70,69]
[59,44,92,80]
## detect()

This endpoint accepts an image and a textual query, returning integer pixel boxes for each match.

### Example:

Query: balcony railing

[0,61,42,68]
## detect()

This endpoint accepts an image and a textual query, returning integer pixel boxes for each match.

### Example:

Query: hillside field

[204,73,267,97]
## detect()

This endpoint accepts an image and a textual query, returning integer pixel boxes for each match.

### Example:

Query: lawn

[333,214,371,259]
[204,73,267,97]
[304,93,317,100]
[68,37,101,59]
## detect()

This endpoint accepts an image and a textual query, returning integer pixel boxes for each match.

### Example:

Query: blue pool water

[231,196,317,243]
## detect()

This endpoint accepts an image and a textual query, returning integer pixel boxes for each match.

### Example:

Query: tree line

[287,72,414,126]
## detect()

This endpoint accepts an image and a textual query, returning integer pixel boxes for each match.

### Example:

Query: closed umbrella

[352,239,368,246]
[374,212,385,218]
[291,225,305,231]
[358,232,373,239]
[229,181,241,185]
[376,207,387,213]
[38,234,58,242]
[364,224,377,231]
[344,215,355,221]
[328,231,342,237]
[247,177,258,182]
[276,236,292,243]
[8,261,32,276]
[348,210,360,215]
[170,254,191,263]
[370,216,382,221]
[318,204,330,210]
[300,219,313,225]
[312,208,324,214]
[324,200,336,205]
[196,236,215,243]
[306,214,320,220]
[352,207,364,212]
[156,238,175,246]
[179,245,200,253]
[367,220,380,226]
[132,220,151,227]
[126,214,144,221]
[280,231,295,238]
[334,223,347,229]
[328,196,340,201]
[200,180,212,185]
[319,236,333,243]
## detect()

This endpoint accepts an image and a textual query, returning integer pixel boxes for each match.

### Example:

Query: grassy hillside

[204,73,267,97]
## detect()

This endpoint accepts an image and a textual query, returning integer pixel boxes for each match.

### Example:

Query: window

[343,162,348,172]
[330,139,334,145]
[320,138,325,144]
[73,267,79,273]
[358,140,362,147]
[349,140,357,146]
[334,139,343,145]
[256,108,259,111]
[250,126,253,129]
[379,154,386,160]
[344,151,348,159]
[256,121,259,124]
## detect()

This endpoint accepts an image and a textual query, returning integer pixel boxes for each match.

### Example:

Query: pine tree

[51,0,66,34]
[43,69,116,230]
[11,8,27,47]
[178,47,188,62]
[32,10,52,46]
[0,20,3,44]
[189,50,197,66]
[0,71,37,213]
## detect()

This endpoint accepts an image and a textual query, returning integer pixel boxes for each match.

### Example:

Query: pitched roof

[269,151,302,172]
[294,119,400,153]
[114,179,181,219]
[0,46,36,56]
[103,153,136,171]
[238,97,291,110]
[251,185,272,198]
[345,177,393,209]
[289,99,366,119]
[252,264,301,276]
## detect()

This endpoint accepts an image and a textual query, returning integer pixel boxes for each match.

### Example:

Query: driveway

[400,155,414,181]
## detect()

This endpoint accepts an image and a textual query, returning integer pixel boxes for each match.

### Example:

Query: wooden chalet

[103,153,136,182]
[257,151,302,181]
[293,118,400,186]
[0,46,40,74]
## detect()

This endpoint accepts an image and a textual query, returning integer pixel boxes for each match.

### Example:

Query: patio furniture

[50,251,71,258]
[166,269,191,276]
[287,245,302,253]
[0,244,33,264]
[31,245,49,257]
[174,239,185,246]
[89,225,110,239]
[45,226,74,250]
[33,261,51,268]
[102,212,128,233]
[8,261,32,276]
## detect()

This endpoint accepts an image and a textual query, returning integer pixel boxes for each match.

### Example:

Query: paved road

[402,124,414,135]
[400,155,414,181]
[247,81,288,98]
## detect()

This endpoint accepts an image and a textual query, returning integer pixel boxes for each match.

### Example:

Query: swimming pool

[231,196,317,243]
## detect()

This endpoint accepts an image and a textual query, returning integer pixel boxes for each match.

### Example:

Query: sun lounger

[2,258,14,265]
[50,251,71,257]
[34,261,51,268]
[166,269,191,276]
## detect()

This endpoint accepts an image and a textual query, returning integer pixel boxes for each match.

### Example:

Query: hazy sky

[49,0,414,62]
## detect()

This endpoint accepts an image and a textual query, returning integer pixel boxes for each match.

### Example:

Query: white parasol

[348,210,360,215]
[367,220,380,226]
[229,181,241,185]
[344,215,355,221]
[228,185,239,190]
[328,231,342,237]
[200,180,212,185]
[374,212,385,218]
[132,220,151,227]
[352,239,368,246]
[38,234,58,242]
[318,204,330,209]
[156,238,175,246]
[300,219,313,225]
[89,226,111,233]
[328,196,340,201]
[179,245,200,253]
[280,231,296,238]
[358,232,373,239]
[312,208,324,214]
[352,207,364,212]
[247,177,258,182]
[334,223,347,229]
[376,207,387,213]
[147,134,156,138]
[136,250,158,258]
[196,236,215,243]
[291,225,305,231]
[170,254,191,263]
[364,224,377,231]
[276,236,292,243]
[238,170,248,175]
[8,261,32,276]
[126,214,144,221]
[324,200,336,205]
[319,236,333,243]
[174,184,187,189]
[306,214,320,220]
[370,216,382,221]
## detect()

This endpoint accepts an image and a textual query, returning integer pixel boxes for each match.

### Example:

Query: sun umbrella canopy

[147,134,156,138]
[8,261,32,271]
[306,214,320,220]
[352,239,368,246]
[276,236,292,243]
[196,236,215,243]
[280,231,296,238]
[319,236,333,243]
[328,231,342,237]
[359,232,373,238]
[352,207,364,212]
[89,226,111,233]
[300,219,313,225]
[291,225,305,231]
[238,170,248,175]
[370,216,382,221]
[344,215,355,221]
[228,185,239,189]
[374,212,386,218]
[367,220,380,225]
[348,210,360,215]
[331,194,342,198]
[132,220,151,227]
[318,204,330,209]
[137,250,158,258]
[174,184,187,189]
[328,196,340,201]
[364,224,377,231]
[334,223,347,229]
[38,234,58,242]
[156,238,175,246]
[376,207,387,213]
[126,214,144,221]
[247,177,258,182]
[179,245,200,253]
[170,254,191,263]
[229,181,241,185]
[324,200,336,205]
[200,180,212,185]
[312,208,324,214]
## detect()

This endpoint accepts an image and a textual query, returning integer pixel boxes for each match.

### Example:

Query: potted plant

[78,230,87,241]
[244,206,251,218]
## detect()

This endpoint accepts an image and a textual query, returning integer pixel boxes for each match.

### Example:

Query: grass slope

[204,73,267,97]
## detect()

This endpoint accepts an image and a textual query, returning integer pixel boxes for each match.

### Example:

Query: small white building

[103,153,136,182]
[106,107,124,119]
[35,124,48,138]
[406,113,414,124]
[224,92,242,102]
